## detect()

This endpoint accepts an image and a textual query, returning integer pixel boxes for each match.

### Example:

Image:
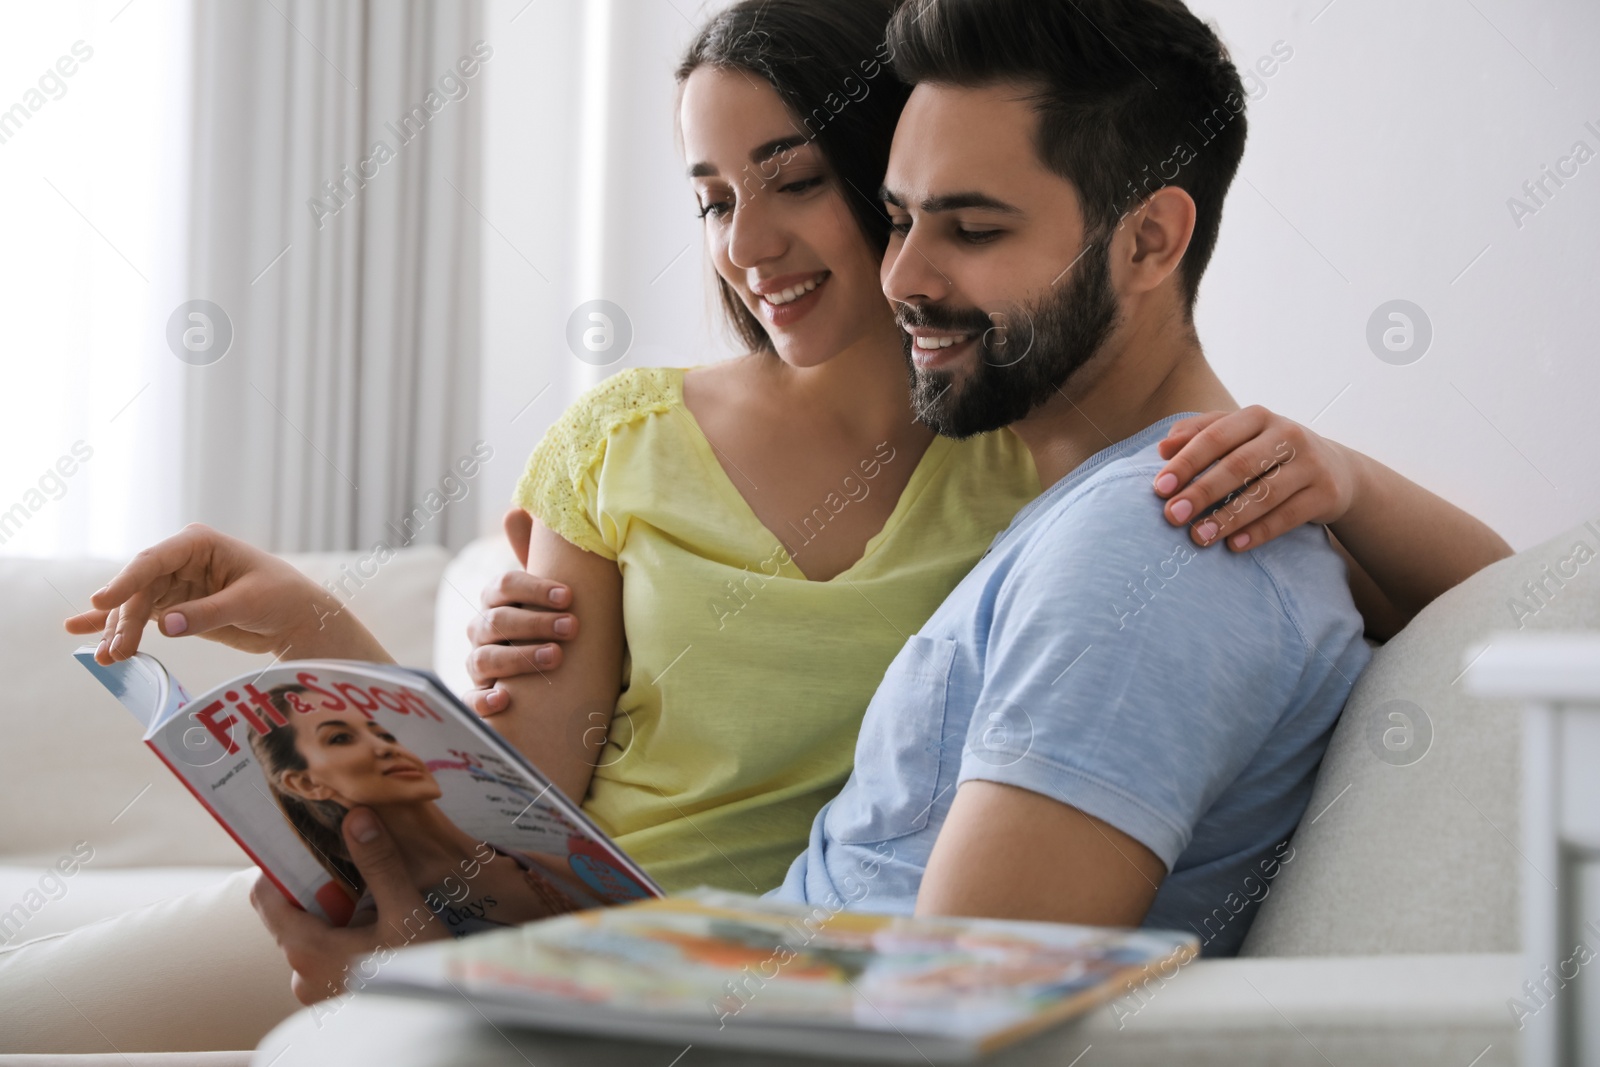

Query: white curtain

[181,0,484,553]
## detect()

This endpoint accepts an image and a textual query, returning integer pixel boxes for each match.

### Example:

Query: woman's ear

[279,769,337,803]
[1122,185,1196,295]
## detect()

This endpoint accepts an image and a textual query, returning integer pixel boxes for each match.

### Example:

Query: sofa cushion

[0,866,241,946]
[1243,517,1600,956]
[0,547,446,871]
[0,869,295,1054]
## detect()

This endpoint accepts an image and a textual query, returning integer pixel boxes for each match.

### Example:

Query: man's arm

[916,780,1165,925]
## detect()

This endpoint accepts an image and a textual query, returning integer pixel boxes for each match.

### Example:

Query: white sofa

[3,519,1597,1065]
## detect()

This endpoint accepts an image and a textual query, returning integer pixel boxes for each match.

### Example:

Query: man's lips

[903,326,980,371]
[903,325,980,351]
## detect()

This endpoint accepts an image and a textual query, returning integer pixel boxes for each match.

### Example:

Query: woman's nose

[726,192,787,270]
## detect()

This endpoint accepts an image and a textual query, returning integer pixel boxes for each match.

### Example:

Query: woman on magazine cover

[251,683,595,932]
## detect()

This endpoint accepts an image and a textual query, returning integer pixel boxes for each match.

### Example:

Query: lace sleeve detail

[511,368,678,559]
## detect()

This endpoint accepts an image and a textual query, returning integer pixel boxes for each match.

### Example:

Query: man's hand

[63,523,389,665]
[462,509,580,718]
[250,807,445,1005]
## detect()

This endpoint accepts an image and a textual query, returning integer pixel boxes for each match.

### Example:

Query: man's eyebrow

[688,136,811,178]
[879,187,1023,216]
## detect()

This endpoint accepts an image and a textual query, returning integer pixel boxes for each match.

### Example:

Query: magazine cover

[367,888,1198,1062]
[74,649,661,928]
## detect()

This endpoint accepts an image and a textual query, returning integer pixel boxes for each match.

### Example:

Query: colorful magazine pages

[415,889,1196,1056]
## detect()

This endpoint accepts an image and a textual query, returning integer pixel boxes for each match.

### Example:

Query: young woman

[21,0,1508,1040]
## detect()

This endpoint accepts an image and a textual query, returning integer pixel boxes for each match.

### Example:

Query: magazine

[364,888,1198,1062]
[74,648,661,929]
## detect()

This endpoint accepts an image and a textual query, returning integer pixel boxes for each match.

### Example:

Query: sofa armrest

[254,953,1520,1066]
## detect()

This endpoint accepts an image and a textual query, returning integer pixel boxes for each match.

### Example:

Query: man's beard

[899,236,1120,439]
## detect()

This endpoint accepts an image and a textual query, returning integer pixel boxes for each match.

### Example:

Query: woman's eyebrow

[313,718,354,732]
[687,135,811,178]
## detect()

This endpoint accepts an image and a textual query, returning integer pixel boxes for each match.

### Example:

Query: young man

[766,0,1370,955]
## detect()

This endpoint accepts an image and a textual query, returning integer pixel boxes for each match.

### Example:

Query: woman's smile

[753,270,831,329]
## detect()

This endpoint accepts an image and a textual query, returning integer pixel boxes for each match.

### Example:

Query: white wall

[478,0,1599,550]
[475,0,736,537]
[1191,0,1599,550]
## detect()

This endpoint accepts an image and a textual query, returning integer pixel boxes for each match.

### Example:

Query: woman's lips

[755,272,829,329]
[382,765,425,779]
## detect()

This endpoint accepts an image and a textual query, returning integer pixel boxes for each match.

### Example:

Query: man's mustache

[894,302,995,335]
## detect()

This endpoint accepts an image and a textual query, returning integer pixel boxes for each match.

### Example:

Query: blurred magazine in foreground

[74,648,660,930]
[364,888,1197,1062]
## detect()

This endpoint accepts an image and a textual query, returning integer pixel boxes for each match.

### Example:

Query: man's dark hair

[887,0,1248,314]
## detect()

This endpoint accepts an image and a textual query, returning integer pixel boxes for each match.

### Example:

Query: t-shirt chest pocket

[826,635,959,845]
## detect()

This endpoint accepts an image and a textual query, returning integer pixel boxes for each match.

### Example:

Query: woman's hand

[1152,406,1361,551]
[250,807,446,1005]
[63,523,389,665]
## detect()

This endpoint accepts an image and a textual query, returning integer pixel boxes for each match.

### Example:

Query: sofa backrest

[1244,517,1600,956]
[0,547,447,869]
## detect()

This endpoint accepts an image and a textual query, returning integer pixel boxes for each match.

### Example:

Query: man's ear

[1119,185,1196,296]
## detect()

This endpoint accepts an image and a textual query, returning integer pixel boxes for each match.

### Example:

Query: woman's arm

[464,510,625,804]
[1152,407,1513,640]
[64,524,392,664]
[1323,454,1512,638]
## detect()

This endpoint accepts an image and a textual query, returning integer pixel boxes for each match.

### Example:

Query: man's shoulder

[1002,436,1356,638]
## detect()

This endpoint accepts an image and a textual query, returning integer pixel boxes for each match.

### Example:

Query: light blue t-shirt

[773,414,1372,956]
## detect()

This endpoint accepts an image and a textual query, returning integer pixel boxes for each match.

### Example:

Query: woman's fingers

[480,570,573,613]
[157,582,263,639]
[64,604,110,636]
[94,603,121,664]
[1153,408,1269,502]
[87,527,213,613]
[1218,486,1326,552]
[108,589,155,661]
[1156,410,1228,462]
[1185,462,1315,546]
[1160,430,1297,532]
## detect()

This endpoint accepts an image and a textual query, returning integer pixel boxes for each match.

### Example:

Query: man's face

[881,83,1121,438]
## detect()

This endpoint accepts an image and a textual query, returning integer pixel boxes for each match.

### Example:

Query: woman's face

[276,701,441,808]
[680,66,890,368]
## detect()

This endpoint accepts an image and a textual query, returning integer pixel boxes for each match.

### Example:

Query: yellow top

[512,366,1039,893]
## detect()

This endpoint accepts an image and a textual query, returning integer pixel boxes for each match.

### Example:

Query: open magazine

[365,888,1197,1062]
[74,648,661,928]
